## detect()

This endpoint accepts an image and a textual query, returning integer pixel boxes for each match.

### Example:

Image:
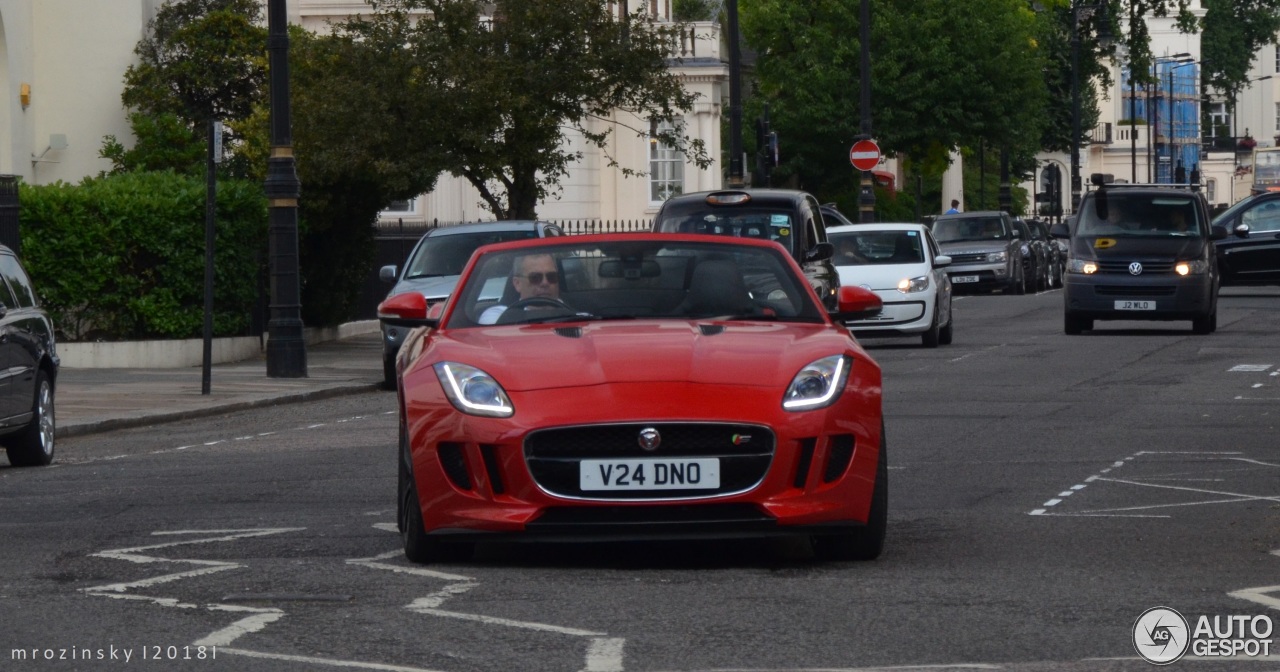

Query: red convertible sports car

[384,233,887,563]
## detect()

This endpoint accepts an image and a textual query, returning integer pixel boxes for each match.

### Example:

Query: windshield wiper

[404,273,449,280]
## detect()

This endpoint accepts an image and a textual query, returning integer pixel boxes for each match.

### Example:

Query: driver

[478,253,561,324]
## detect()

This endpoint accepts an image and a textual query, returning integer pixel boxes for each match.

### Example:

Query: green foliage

[1200,0,1280,104]
[332,0,710,219]
[673,0,719,21]
[100,112,206,176]
[17,172,266,340]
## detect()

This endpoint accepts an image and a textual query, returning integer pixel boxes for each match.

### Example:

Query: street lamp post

[264,0,307,378]
[1069,0,1110,213]
[726,0,744,187]
[857,0,875,223]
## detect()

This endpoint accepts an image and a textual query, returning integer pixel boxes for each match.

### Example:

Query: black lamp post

[726,0,744,187]
[1069,0,1111,213]
[857,0,875,223]
[264,0,307,377]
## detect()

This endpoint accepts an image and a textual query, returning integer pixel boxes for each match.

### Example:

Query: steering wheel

[507,297,573,312]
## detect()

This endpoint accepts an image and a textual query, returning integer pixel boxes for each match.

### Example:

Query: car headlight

[1175,260,1208,276]
[434,362,514,417]
[987,250,1008,263]
[897,275,930,293]
[1019,244,1031,257]
[783,355,850,411]
[1068,258,1098,274]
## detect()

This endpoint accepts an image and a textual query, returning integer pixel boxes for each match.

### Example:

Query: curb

[57,382,384,439]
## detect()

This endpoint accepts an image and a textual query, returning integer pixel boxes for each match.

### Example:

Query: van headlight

[897,275,930,293]
[1175,260,1208,276]
[1068,258,1098,274]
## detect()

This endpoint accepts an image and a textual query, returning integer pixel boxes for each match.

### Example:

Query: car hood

[1071,236,1207,259]
[937,241,1011,255]
[836,264,928,291]
[387,275,460,301]
[424,321,858,392]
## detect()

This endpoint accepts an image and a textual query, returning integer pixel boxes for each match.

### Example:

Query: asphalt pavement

[57,329,386,438]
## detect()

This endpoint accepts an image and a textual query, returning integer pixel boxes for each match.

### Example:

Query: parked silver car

[376,221,563,387]
[931,211,1026,294]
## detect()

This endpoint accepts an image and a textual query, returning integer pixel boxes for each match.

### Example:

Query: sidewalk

[57,330,386,438]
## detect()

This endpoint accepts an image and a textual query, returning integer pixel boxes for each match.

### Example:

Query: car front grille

[1096,260,1176,274]
[1094,285,1177,296]
[949,253,991,264]
[525,422,775,500]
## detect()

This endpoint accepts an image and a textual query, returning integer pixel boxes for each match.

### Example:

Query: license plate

[580,458,720,491]
[1115,300,1155,310]
[952,275,979,283]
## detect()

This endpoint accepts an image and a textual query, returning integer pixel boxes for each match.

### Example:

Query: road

[3,287,1280,671]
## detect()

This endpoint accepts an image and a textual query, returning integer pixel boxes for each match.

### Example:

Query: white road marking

[216,647,445,671]
[194,611,285,647]
[582,638,626,672]
[1230,364,1273,372]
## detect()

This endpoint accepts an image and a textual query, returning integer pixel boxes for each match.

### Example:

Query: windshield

[405,230,540,278]
[654,209,796,253]
[932,216,1009,243]
[445,239,822,328]
[1076,194,1201,237]
[1213,194,1261,226]
[829,230,924,265]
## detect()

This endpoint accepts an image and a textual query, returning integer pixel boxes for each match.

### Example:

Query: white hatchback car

[827,223,955,347]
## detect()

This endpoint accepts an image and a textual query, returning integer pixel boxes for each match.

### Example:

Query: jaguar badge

[638,427,661,452]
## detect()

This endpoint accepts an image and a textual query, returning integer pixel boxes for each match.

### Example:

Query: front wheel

[5,370,55,467]
[400,428,473,564]
[921,306,941,348]
[382,353,397,391]
[1064,312,1092,335]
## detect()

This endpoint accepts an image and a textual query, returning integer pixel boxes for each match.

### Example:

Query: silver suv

[931,211,1026,294]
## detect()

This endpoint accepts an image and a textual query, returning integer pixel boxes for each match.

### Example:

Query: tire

[1192,311,1214,335]
[1009,265,1025,295]
[938,301,954,346]
[5,369,55,467]
[399,427,473,564]
[921,306,941,348]
[382,353,397,391]
[1064,312,1091,335]
[813,420,887,561]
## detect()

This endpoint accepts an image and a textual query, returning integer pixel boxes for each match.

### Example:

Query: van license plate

[1115,300,1155,310]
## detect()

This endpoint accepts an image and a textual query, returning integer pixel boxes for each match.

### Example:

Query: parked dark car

[1012,217,1051,292]
[0,245,58,467]
[1050,177,1227,335]
[820,203,857,228]
[652,189,840,309]
[1029,218,1067,287]
[930,211,1026,294]
[376,221,564,387]
[1210,191,1280,286]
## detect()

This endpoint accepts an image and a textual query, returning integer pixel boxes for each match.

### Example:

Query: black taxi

[652,189,839,309]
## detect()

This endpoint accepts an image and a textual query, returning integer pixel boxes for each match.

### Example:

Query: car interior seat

[678,259,754,317]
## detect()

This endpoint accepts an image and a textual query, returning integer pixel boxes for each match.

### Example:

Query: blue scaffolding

[1121,63,1201,183]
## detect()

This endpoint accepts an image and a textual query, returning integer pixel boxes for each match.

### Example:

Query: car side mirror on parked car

[1049,222,1070,238]
[1211,225,1231,241]
[805,241,835,263]
[934,254,952,268]
[832,285,883,321]
[379,265,399,283]
[1233,223,1251,239]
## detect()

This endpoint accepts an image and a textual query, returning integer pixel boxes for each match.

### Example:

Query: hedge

[18,171,267,341]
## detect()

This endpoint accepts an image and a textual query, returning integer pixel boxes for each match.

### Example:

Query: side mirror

[379,265,398,283]
[1049,222,1070,238]
[1234,223,1251,239]
[1210,225,1230,241]
[805,241,835,262]
[378,292,439,328]
[933,254,952,268]
[832,285,883,321]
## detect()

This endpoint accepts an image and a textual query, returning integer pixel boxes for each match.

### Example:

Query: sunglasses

[519,271,558,284]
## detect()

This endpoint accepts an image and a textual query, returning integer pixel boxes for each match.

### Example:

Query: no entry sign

[849,139,881,171]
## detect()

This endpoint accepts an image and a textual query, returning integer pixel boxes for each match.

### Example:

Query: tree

[1199,0,1280,119]
[122,0,266,132]
[740,0,1048,198]
[334,0,711,219]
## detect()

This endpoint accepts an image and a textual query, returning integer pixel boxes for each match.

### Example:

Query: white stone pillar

[941,148,964,212]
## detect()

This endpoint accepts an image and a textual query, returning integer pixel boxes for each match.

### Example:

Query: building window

[384,198,417,214]
[1275,102,1280,133]
[1207,102,1228,137]
[649,120,684,203]
[1206,179,1216,203]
